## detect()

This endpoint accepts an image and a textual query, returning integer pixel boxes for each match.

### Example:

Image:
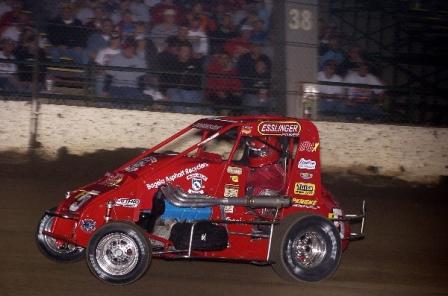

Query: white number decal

[288,9,313,31]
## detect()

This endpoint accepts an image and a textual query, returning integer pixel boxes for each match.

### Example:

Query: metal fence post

[29,15,42,153]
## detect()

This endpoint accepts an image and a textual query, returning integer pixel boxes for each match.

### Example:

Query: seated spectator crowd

[0,0,387,118]
[0,0,274,114]
[316,19,386,119]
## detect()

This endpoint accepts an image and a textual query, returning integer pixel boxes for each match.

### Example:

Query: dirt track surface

[1,150,447,296]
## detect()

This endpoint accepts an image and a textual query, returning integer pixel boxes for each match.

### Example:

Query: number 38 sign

[288,8,313,31]
[285,1,317,45]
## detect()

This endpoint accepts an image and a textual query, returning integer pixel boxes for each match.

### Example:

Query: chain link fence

[1,0,283,116]
[1,0,446,126]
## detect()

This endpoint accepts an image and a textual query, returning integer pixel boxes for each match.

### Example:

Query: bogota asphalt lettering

[146,163,209,190]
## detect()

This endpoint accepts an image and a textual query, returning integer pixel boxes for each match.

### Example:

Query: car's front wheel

[86,222,151,285]
[271,214,342,282]
[36,211,85,262]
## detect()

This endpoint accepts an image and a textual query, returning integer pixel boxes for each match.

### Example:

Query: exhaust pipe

[160,184,291,209]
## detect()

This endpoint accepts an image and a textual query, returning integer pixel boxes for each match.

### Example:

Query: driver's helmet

[247,136,281,168]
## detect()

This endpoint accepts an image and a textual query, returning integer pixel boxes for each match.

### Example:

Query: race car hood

[59,153,214,214]
[58,153,174,214]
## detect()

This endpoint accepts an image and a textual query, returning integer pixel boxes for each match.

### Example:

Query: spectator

[110,0,132,25]
[150,0,180,26]
[85,18,114,62]
[343,62,384,119]
[319,36,344,70]
[187,15,208,58]
[0,0,23,34]
[75,0,95,25]
[156,35,179,95]
[118,9,136,38]
[237,9,259,32]
[316,59,344,116]
[210,2,227,25]
[130,0,150,23]
[0,37,19,90]
[134,21,147,41]
[206,52,242,108]
[242,59,272,113]
[137,36,161,100]
[237,42,271,93]
[190,2,216,33]
[47,3,88,64]
[104,37,148,100]
[254,0,270,30]
[338,45,364,76]
[13,31,47,90]
[150,8,178,52]
[95,31,121,66]
[224,24,252,61]
[136,34,158,69]
[318,18,338,56]
[85,6,108,30]
[176,21,189,43]
[209,12,237,53]
[144,0,160,9]
[250,18,268,45]
[230,1,249,28]
[1,10,31,42]
[94,31,121,96]
[166,41,204,113]
[0,0,13,19]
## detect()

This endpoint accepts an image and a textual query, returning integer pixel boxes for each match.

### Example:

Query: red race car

[36,115,365,285]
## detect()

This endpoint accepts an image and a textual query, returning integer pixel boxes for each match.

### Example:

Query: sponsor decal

[146,163,209,190]
[292,198,318,206]
[231,175,239,183]
[187,173,208,194]
[115,198,140,208]
[294,182,316,196]
[300,172,313,180]
[80,219,96,233]
[69,190,100,212]
[257,121,301,136]
[224,205,234,214]
[125,156,157,172]
[99,172,124,187]
[192,122,222,131]
[241,125,252,135]
[227,166,242,175]
[298,141,320,152]
[298,158,316,170]
[224,184,239,198]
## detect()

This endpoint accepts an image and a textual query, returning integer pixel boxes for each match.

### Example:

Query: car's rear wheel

[36,211,85,262]
[86,221,151,285]
[271,214,342,282]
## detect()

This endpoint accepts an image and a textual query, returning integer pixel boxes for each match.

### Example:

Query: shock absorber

[104,201,114,223]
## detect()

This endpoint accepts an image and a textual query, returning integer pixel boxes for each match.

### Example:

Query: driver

[246,136,286,196]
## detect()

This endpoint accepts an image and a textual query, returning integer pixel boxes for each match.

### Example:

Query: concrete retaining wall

[1,100,447,182]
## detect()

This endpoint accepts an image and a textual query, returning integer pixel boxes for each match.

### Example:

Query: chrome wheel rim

[96,233,139,276]
[40,216,79,254]
[290,231,327,269]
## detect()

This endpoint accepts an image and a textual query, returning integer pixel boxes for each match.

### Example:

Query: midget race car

[36,115,365,285]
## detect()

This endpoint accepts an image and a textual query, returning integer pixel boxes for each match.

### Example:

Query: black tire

[270,214,342,282]
[36,211,85,262]
[86,221,151,285]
